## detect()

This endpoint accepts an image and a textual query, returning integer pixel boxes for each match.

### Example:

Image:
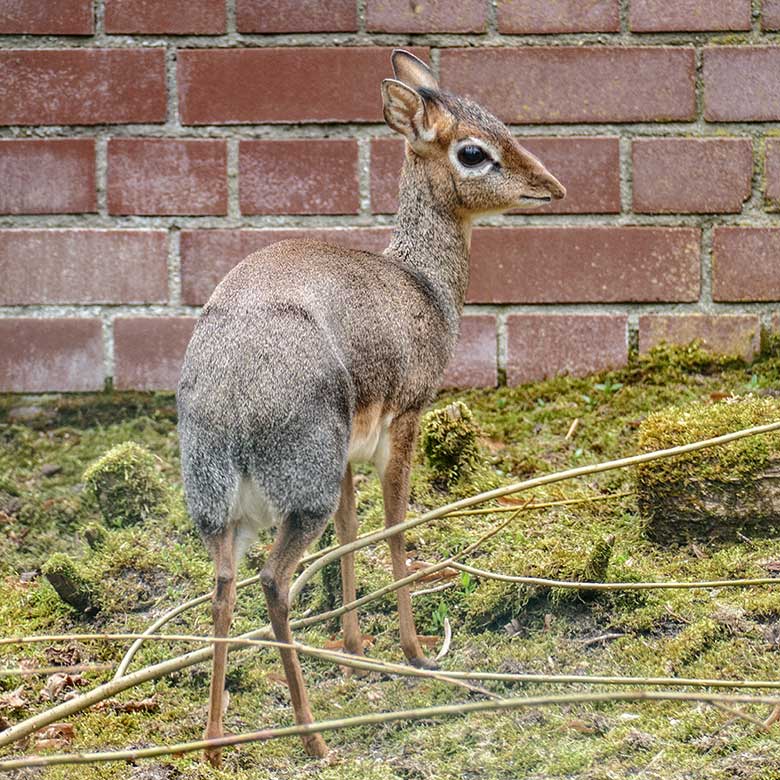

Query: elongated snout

[540,169,566,200]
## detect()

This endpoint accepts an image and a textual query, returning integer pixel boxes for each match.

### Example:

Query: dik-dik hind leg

[261,516,329,758]
[333,465,364,659]
[381,413,437,669]
[204,527,237,768]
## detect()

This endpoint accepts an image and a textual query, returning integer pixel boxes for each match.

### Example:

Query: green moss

[83,441,169,528]
[41,552,95,613]
[420,401,480,488]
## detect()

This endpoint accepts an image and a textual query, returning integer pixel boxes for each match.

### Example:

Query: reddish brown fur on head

[381,50,565,216]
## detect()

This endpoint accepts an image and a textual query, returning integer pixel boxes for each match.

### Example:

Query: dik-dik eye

[457,145,489,167]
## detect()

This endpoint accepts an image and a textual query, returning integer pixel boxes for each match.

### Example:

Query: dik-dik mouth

[515,194,553,208]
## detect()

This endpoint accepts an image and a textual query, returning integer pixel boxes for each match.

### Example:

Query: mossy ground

[3,342,780,779]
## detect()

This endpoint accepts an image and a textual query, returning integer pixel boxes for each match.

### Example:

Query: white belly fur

[348,406,393,475]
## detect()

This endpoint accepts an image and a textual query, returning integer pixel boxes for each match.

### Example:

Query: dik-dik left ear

[391,49,439,92]
[381,79,436,149]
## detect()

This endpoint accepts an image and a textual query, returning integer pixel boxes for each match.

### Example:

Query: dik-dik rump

[177,49,565,765]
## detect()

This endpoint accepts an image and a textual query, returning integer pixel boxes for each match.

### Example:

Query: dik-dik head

[381,50,565,215]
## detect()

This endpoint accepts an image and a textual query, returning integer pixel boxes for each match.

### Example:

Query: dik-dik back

[177,237,452,546]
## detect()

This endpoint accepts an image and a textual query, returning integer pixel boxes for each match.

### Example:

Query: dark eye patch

[457,145,488,167]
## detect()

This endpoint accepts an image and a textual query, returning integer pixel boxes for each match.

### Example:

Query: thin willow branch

[4,690,780,771]
[0,663,112,677]
[444,490,634,517]
[10,630,780,694]
[447,561,780,591]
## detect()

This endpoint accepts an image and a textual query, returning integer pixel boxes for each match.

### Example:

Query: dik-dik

[177,49,564,765]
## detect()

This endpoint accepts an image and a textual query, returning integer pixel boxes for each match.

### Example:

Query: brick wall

[1,0,778,392]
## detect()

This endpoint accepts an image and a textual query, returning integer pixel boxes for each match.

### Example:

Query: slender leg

[204,527,237,768]
[333,465,364,658]
[380,413,437,669]
[261,516,329,758]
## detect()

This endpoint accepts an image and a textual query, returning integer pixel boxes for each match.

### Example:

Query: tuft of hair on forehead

[417,87,510,145]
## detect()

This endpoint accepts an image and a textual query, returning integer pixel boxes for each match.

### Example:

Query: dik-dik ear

[381,79,436,148]
[391,49,439,92]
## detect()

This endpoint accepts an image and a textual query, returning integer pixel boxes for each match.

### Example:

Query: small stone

[40,464,62,477]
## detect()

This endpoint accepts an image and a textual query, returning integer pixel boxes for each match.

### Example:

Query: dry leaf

[710,391,733,402]
[323,635,374,651]
[563,718,597,734]
[0,685,27,712]
[416,635,440,648]
[408,561,458,583]
[33,738,70,752]
[40,673,85,702]
[37,723,74,741]
[267,672,288,687]
[0,715,10,731]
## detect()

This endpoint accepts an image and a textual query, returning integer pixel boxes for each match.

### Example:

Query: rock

[40,464,62,478]
[636,395,780,543]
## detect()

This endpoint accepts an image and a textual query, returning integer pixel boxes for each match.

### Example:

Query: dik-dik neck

[385,152,472,322]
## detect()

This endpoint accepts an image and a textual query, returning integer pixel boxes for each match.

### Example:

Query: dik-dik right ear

[381,79,436,149]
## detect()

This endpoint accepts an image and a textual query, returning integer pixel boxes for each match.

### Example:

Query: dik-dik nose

[539,169,566,200]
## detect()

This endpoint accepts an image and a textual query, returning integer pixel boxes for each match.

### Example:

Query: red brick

[107,139,227,216]
[764,0,780,30]
[239,139,358,215]
[441,315,497,388]
[0,139,95,215]
[712,228,780,302]
[104,0,225,34]
[468,227,700,304]
[0,0,93,34]
[180,229,392,305]
[639,314,760,362]
[0,230,168,305]
[178,47,429,124]
[440,48,696,124]
[366,0,486,32]
[497,0,619,33]
[632,138,753,214]
[114,317,196,391]
[704,48,780,122]
[236,0,356,32]
[630,0,751,31]
[371,136,620,215]
[0,318,103,392]
[0,50,166,126]
[765,139,780,208]
[507,314,627,385]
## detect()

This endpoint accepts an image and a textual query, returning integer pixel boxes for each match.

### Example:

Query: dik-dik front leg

[381,412,437,669]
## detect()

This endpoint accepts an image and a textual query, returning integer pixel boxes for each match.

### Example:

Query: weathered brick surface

[236,0,357,32]
[765,139,780,208]
[764,0,780,30]
[180,229,392,305]
[0,318,103,392]
[104,0,225,34]
[632,138,753,214]
[371,136,620,214]
[0,50,166,126]
[630,0,751,31]
[178,48,428,124]
[366,0,487,32]
[441,316,497,388]
[107,139,227,216]
[704,48,780,122]
[712,228,780,302]
[507,314,628,385]
[0,0,93,34]
[639,314,761,362]
[497,0,619,33]
[440,48,696,124]
[0,139,96,215]
[468,227,700,303]
[239,139,358,215]
[114,317,197,391]
[0,230,168,305]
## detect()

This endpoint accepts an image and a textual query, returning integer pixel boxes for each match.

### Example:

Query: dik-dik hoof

[410,655,440,671]
[303,733,329,758]
[204,746,222,768]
